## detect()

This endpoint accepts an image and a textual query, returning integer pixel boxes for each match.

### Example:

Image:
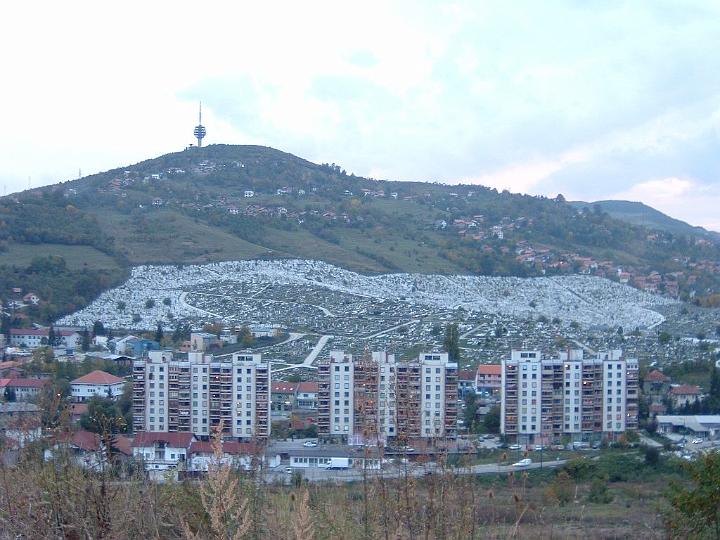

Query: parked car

[284,467,293,474]
[303,441,318,447]
[691,438,704,444]
[512,458,532,468]
[533,445,544,451]
[509,444,522,450]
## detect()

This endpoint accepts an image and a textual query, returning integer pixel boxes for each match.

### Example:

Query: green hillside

[1,144,719,323]
[570,200,719,240]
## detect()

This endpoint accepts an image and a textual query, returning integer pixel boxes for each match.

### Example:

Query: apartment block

[318,350,457,445]
[132,351,270,440]
[501,349,638,444]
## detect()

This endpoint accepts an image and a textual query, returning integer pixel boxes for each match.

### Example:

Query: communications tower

[193,102,206,147]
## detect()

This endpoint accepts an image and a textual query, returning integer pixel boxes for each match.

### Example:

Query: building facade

[318,350,458,445]
[132,351,270,440]
[501,349,638,444]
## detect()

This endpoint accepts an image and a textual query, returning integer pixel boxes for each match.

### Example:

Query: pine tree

[443,323,460,362]
[155,321,164,343]
[81,328,91,352]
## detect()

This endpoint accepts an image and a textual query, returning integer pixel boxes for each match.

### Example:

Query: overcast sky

[2,1,719,229]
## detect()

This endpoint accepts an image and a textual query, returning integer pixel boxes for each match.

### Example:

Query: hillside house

[186,440,269,472]
[670,385,702,408]
[643,369,671,402]
[475,364,502,396]
[44,430,132,471]
[0,378,48,401]
[296,382,318,410]
[0,402,42,449]
[244,190,255,198]
[9,328,81,350]
[22,293,40,305]
[271,381,298,418]
[71,370,126,402]
[132,432,196,480]
[457,369,476,398]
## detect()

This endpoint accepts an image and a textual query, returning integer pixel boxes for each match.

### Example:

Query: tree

[145,299,155,309]
[155,321,164,343]
[238,326,254,347]
[92,320,106,336]
[483,405,501,433]
[463,391,478,432]
[587,478,613,504]
[48,324,58,347]
[3,386,16,402]
[117,301,126,312]
[81,328,91,352]
[665,452,720,538]
[163,297,172,306]
[443,323,460,362]
[80,396,126,434]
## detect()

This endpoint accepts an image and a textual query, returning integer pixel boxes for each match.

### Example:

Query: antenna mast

[193,101,207,148]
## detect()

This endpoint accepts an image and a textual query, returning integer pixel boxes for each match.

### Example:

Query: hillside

[1,144,720,324]
[570,200,720,240]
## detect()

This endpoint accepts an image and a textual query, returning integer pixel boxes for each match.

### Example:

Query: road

[364,319,419,339]
[265,459,567,484]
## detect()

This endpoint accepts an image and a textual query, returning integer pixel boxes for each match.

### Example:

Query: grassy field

[0,243,121,270]
[91,209,271,264]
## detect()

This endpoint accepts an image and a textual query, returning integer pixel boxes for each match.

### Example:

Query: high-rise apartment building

[318,350,457,444]
[132,351,270,440]
[501,349,638,444]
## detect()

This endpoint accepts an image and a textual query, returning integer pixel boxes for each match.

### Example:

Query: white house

[187,440,273,472]
[70,370,126,402]
[131,432,196,480]
[9,328,81,350]
[244,190,255,198]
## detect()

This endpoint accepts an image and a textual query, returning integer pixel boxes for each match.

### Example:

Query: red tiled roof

[650,403,667,413]
[188,440,258,455]
[477,364,502,376]
[71,370,125,386]
[646,370,670,383]
[458,370,475,381]
[54,430,132,455]
[296,382,318,393]
[670,384,701,395]
[0,378,48,389]
[131,432,195,448]
[9,328,77,337]
[271,382,298,393]
[70,403,89,417]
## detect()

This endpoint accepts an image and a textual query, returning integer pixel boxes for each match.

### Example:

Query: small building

[475,364,502,396]
[9,328,81,350]
[187,440,270,472]
[250,325,281,339]
[271,381,298,418]
[656,415,720,438]
[286,445,382,470]
[670,384,702,408]
[0,378,49,401]
[44,430,132,471]
[0,402,42,449]
[457,369,476,398]
[296,382,318,410]
[189,332,223,352]
[643,369,671,400]
[71,370,126,402]
[244,190,255,198]
[22,293,40,305]
[131,432,196,480]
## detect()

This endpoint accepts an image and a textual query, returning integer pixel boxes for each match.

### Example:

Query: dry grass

[0,441,670,540]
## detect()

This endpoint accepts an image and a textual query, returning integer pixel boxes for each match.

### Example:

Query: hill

[1,144,720,324]
[570,200,720,240]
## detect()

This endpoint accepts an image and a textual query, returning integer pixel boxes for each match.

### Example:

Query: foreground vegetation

[2,435,716,539]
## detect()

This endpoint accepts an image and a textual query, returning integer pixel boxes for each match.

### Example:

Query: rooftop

[71,370,125,386]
